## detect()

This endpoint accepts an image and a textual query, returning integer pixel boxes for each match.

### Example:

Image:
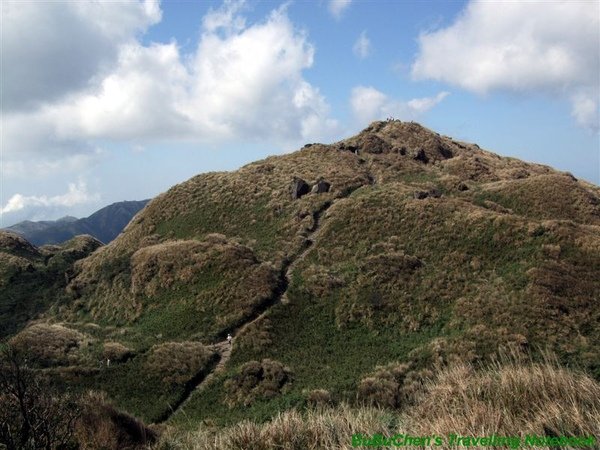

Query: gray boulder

[413,149,429,164]
[311,179,331,194]
[290,177,310,199]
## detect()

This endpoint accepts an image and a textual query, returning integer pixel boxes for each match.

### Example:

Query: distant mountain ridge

[5,200,149,245]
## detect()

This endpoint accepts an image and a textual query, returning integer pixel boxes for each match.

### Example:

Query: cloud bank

[2,0,340,179]
[1,180,99,217]
[411,0,600,131]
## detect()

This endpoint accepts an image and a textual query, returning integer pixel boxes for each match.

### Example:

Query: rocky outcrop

[290,177,310,199]
[311,179,331,194]
[413,188,442,200]
[414,149,429,164]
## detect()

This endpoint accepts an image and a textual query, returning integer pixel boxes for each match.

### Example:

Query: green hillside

[0,232,102,338]
[2,121,599,447]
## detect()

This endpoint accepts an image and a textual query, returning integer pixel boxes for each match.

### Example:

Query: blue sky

[1,0,599,226]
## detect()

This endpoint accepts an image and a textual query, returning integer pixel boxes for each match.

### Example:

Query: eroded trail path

[158,186,365,424]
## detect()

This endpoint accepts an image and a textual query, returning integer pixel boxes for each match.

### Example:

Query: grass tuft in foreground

[154,355,600,450]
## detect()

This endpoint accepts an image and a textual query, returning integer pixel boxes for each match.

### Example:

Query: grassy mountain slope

[2,121,599,430]
[0,232,102,338]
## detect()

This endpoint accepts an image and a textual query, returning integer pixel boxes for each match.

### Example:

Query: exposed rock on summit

[290,177,311,199]
[311,179,331,194]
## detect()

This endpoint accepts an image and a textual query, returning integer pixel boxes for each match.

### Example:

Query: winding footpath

[158,177,372,424]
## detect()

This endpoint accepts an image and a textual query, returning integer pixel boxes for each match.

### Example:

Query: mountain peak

[335,120,469,164]
[2,122,599,432]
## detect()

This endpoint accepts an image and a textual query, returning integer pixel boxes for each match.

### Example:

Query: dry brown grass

[409,357,600,442]
[480,173,600,224]
[154,404,392,450]
[357,362,432,409]
[0,231,40,257]
[66,233,280,332]
[9,323,86,366]
[103,341,135,363]
[299,264,346,299]
[407,327,529,372]
[57,123,384,327]
[9,120,599,431]
[0,253,34,286]
[56,120,599,339]
[305,389,333,407]
[235,316,273,353]
[155,358,600,450]
[145,341,216,385]
[224,359,293,407]
[130,234,261,297]
[75,391,157,450]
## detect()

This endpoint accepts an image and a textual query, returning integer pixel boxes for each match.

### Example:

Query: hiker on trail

[227,333,232,346]
[106,358,110,367]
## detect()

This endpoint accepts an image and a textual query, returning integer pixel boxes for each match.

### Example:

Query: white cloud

[351,86,449,125]
[4,152,106,181]
[2,0,340,174]
[407,92,450,115]
[351,86,389,123]
[1,0,160,111]
[328,0,351,19]
[353,31,371,59]
[1,179,99,214]
[53,42,191,140]
[411,0,600,130]
[182,3,338,142]
[571,91,600,132]
[202,0,246,34]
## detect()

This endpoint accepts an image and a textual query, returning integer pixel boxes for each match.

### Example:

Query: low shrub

[225,359,293,407]
[145,341,216,385]
[75,391,157,450]
[305,389,333,408]
[9,323,84,366]
[357,362,431,409]
[102,342,135,363]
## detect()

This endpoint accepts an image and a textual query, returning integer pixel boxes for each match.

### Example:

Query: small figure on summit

[227,333,232,347]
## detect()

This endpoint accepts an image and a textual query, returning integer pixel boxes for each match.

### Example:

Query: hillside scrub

[103,341,135,363]
[75,391,157,450]
[154,404,394,450]
[64,234,281,344]
[224,359,294,407]
[155,358,600,450]
[130,236,260,297]
[9,323,86,367]
[0,233,99,339]
[146,341,216,385]
[357,362,432,409]
[408,356,600,443]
